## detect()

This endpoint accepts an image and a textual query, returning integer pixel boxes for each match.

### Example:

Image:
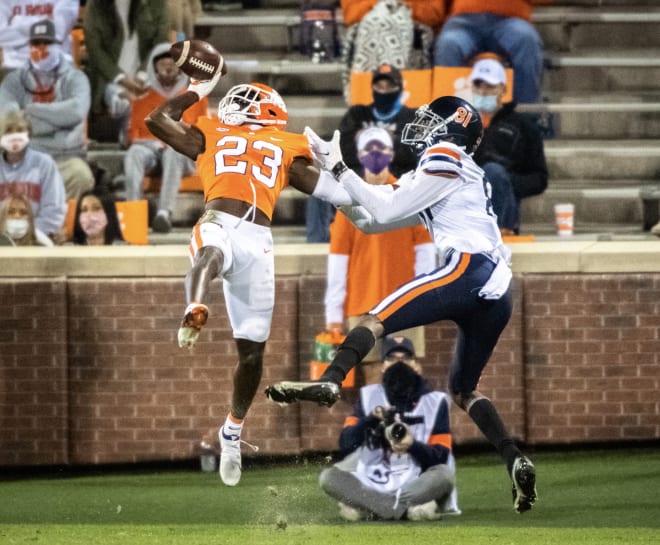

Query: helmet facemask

[401,105,450,153]
[217,83,288,129]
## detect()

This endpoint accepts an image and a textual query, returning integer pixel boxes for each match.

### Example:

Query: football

[170,39,226,81]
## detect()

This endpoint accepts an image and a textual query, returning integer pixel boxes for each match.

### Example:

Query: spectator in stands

[433,0,546,104]
[319,335,459,522]
[0,192,54,246]
[83,0,169,145]
[306,63,418,242]
[72,188,125,245]
[470,58,548,235]
[340,0,445,100]
[341,0,445,30]
[0,1,79,77]
[0,110,66,239]
[123,43,208,234]
[0,19,95,202]
[169,0,202,41]
[325,127,435,383]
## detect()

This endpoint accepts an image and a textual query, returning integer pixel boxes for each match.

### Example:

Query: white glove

[304,127,343,172]
[187,69,223,99]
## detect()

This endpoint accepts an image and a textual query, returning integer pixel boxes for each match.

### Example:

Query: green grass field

[1,447,659,545]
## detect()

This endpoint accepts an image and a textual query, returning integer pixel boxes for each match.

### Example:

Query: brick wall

[0,279,68,466]
[1,272,659,466]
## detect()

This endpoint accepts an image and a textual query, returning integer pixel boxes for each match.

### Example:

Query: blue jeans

[305,196,336,243]
[482,162,519,233]
[433,13,544,104]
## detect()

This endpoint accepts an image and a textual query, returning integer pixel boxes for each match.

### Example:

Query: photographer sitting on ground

[319,336,459,521]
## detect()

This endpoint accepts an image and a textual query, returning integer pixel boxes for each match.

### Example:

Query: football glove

[304,127,344,172]
[187,69,223,99]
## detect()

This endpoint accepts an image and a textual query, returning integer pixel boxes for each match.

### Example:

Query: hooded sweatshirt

[0,52,91,160]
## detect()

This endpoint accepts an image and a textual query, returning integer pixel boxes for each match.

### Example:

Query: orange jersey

[128,90,208,144]
[329,177,433,317]
[195,117,313,220]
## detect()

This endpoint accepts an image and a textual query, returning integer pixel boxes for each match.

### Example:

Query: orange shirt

[128,90,208,144]
[195,117,313,220]
[448,0,552,21]
[329,176,433,317]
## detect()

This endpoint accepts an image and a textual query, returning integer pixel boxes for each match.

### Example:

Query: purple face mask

[358,149,393,174]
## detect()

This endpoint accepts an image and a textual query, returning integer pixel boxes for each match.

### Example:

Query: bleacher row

[89,0,660,244]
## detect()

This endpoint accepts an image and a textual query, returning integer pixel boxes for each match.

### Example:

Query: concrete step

[521,181,646,225]
[544,139,660,180]
[535,7,660,50]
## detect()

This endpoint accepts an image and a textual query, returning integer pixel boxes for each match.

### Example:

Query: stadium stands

[88,0,660,242]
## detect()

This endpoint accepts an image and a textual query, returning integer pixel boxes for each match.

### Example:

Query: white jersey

[342,141,508,261]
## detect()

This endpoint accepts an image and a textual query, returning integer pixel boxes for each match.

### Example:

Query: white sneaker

[407,500,442,521]
[337,502,361,522]
[219,426,241,486]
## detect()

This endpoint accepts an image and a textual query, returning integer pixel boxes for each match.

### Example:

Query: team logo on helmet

[401,95,483,155]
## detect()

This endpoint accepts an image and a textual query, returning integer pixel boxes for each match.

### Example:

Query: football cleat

[511,455,537,513]
[177,303,208,348]
[264,380,340,407]
[219,426,242,486]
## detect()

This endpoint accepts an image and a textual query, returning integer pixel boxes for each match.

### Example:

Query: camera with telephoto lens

[385,421,408,442]
[366,407,407,450]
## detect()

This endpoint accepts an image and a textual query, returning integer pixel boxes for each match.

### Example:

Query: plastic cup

[554,203,574,236]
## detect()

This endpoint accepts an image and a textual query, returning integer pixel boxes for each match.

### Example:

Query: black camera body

[366,407,410,450]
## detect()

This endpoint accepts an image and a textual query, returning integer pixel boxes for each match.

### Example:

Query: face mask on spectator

[372,90,401,116]
[472,94,498,113]
[5,218,30,240]
[0,132,30,153]
[30,44,60,72]
[79,211,108,238]
[359,150,393,174]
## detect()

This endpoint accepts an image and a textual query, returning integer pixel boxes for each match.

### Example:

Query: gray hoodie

[0,52,91,160]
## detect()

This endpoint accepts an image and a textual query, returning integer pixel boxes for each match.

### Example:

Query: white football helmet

[217,82,288,129]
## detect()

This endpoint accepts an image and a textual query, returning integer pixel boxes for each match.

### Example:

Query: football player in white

[266,96,537,514]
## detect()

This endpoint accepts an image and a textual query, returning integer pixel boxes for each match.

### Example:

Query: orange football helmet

[217,82,288,129]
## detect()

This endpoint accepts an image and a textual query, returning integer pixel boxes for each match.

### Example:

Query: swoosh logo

[222,430,240,442]
[263,248,272,254]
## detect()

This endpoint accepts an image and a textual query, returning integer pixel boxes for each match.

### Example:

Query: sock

[320,326,375,385]
[221,413,243,442]
[156,209,169,218]
[468,397,521,473]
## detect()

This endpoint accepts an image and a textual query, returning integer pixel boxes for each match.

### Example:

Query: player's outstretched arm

[145,91,205,160]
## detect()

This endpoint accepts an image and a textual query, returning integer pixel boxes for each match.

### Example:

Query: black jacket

[474,102,548,199]
[338,104,418,177]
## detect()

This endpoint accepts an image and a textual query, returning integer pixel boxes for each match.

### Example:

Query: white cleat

[177,303,208,348]
[219,426,242,486]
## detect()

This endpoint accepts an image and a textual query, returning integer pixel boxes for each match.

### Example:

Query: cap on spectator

[469,58,506,86]
[382,335,415,359]
[30,19,60,44]
[357,127,393,151]
[372,63,403,88]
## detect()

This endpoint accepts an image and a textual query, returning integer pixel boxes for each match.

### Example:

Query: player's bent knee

[451,390,486,412]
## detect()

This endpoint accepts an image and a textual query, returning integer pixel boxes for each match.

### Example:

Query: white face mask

[5,218,30,240]
[0,132,30,153]
[471,93,498,113]
[29,45,60,72]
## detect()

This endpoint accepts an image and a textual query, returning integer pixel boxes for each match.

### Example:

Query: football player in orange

[146,75,352,486]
